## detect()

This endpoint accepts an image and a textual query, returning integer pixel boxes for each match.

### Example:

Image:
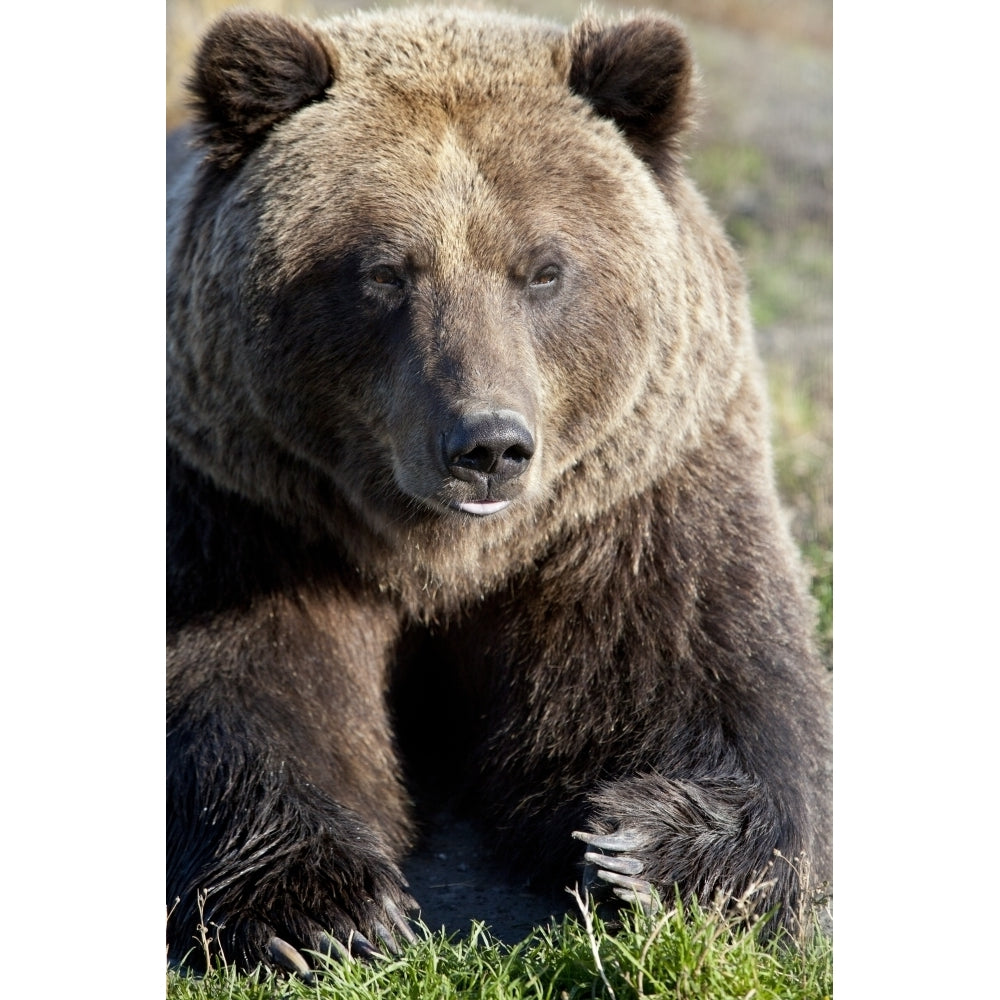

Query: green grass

[745,230,832,334]
[166,893,832,1000]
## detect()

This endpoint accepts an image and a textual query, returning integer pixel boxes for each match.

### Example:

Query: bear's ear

[188,10,334,169]
[568,13,696,175]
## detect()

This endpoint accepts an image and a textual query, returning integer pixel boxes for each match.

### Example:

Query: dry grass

[651,0,831,46]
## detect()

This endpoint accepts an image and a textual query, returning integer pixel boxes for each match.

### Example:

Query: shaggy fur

[167,6,831,973]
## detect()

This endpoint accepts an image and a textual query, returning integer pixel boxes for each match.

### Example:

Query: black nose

[442,411,535,485]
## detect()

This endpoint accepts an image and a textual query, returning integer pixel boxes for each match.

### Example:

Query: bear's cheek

[235,270,401,471]
[529,286,661,462]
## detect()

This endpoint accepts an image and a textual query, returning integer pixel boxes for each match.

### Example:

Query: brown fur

[167,6,831,971]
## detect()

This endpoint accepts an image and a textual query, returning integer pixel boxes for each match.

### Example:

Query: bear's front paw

[262,890,419,981]
[175,848,421,978]
[572,828,657,913]
[572,772,796,931]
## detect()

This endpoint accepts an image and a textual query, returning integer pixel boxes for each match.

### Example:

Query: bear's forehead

[261,99,637,277]
[257,119,630,283]
[320,7,568,94]
[249,8,649,222]
[268,16,628,212]
[262,36,633,237]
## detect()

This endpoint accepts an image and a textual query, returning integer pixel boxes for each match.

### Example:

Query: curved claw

[268,936,315,984]
[572,829,647,853]
[349,932,384,961]
[373,920,400,956]
[384,897,420,946]
[314,932,351,963]
[583,851,645,876]
[594,869,653,894]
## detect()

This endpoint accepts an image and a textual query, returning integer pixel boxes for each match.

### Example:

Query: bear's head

[167,7,749,593]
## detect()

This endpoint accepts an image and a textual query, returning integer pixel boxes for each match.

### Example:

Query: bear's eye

[368,265,406,291]
[528,265,561,291]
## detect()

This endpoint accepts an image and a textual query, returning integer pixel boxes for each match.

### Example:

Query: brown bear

[167,5,831,975]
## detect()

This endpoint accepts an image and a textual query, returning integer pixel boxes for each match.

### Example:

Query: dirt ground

[403,811,569,943]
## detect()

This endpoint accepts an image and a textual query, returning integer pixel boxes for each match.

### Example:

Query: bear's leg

[167,590,418,974]
[484,657,827,935]
[455,504,830,935]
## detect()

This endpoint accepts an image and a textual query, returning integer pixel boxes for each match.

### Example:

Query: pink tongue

[458,500,510,515]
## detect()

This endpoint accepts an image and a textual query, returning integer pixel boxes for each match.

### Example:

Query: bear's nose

[442,411,535,484]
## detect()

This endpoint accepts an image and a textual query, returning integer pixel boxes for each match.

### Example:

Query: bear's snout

[442,410,535,487]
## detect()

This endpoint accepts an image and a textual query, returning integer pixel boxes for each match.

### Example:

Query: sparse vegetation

[766,363,833,661]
